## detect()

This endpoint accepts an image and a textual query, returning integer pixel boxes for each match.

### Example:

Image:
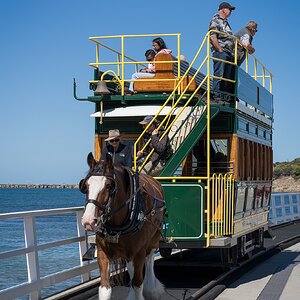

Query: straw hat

[104,129,123,141]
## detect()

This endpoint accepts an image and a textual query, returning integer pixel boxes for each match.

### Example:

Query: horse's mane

[112,162,131,187]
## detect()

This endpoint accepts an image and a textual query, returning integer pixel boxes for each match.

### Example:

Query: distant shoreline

[0,184,79,189]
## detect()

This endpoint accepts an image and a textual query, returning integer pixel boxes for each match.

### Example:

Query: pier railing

[0,207,98,300]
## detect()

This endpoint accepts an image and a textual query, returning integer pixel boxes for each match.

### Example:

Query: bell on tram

[95,80,110,94]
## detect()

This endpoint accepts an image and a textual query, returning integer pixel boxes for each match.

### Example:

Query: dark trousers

[212,51,234,95]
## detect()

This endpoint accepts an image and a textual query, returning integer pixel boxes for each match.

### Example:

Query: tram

[74,32,274,264]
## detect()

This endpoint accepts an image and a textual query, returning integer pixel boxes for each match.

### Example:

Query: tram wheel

[159,248,172,259]
[220,245,238,267]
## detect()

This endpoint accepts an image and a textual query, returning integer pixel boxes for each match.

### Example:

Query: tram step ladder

[159,105,220,177]
[168,105,206,152]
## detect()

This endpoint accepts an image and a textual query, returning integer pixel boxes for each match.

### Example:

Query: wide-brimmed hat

[105,129,123,141]
[139,116,157,125]
[218,2,235,11]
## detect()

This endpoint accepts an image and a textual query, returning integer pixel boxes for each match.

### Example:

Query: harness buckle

[105,232,121,243]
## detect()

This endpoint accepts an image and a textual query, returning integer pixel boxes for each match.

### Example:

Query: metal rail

[0,207,98,300]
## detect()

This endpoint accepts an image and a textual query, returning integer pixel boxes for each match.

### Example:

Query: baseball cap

[219,2,235,11]
[139,116,155,125]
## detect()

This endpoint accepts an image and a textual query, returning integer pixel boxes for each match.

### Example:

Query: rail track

[47,221,300,300]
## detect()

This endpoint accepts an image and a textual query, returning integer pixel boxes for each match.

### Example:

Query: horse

[79,152,166,300]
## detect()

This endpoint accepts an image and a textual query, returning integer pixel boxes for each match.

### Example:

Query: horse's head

[80,152,116,231]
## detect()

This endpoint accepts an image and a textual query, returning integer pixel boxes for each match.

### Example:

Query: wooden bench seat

[134,53,197,93]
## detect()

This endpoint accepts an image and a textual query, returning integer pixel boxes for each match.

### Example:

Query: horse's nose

[82,218,97,231]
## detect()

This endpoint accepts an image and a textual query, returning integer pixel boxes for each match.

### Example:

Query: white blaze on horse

[80,152,165,300]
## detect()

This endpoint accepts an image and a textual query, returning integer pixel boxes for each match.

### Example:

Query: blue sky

[0,0,298,184]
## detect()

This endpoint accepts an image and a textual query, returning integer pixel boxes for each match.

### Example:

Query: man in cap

[235,21,258,66]
[137,116,173,176]
[208,2,236,99]
[100,129,133,168]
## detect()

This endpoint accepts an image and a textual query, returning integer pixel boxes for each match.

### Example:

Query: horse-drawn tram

[74,32,273,297]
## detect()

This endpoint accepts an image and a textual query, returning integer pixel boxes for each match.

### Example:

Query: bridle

[80,165,117,220]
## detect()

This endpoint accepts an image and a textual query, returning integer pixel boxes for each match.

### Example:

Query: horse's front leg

[127,249,146,300]
[97,249,111,300]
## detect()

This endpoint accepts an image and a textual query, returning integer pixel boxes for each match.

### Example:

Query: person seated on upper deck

[127,37,172,94]
[140,49,156,73]
[137,116,173,176]
[100,129,133,168]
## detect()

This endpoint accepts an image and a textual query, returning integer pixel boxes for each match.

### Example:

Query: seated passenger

[140,49,156,73]
[101,129,133,168]
[128,49,156,94]
[128,37,172,94]
[137,116,173,176]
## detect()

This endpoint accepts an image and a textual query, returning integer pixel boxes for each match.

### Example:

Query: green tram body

[75,33,274,261]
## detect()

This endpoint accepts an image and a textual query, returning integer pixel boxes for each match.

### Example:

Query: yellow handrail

[88,31,273,96]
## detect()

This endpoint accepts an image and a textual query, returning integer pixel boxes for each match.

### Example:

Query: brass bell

[95,80,110,95]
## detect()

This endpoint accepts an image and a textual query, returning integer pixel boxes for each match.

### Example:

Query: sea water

[0,188,92,299]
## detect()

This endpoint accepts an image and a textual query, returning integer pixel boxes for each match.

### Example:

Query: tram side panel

[161,182,206,246]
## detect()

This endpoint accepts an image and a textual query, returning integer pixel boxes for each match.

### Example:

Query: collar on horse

[94,168,146,243]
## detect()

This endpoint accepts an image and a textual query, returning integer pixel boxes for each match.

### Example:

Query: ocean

[0,188,97,299]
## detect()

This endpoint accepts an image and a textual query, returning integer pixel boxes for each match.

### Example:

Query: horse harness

[84,166,165,243]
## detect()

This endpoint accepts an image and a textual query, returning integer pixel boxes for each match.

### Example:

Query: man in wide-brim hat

[101,129,132,168]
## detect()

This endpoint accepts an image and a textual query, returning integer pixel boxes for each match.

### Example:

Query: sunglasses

[109,138,120,143]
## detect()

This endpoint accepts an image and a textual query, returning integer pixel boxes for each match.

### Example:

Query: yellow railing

[88,33,181,96]
[210,173,235,237]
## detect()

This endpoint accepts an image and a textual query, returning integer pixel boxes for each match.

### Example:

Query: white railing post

[24,216,40,300]
[76,210,90,282]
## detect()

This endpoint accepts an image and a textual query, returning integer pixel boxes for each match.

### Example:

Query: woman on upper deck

[127,37,172,94]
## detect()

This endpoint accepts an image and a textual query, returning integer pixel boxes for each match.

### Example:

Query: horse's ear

[103,153,113,174]
[87,152,96,169]
[79,179,87,194]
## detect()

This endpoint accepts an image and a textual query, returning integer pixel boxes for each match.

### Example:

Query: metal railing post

[24,216,40,300]
[76,210,90,282]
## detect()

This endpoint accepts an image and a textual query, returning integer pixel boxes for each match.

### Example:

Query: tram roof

[90,105,180,118]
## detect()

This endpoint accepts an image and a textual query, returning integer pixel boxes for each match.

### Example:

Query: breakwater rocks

[0,184,79,189]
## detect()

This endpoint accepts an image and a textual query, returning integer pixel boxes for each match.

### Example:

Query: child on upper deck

[127,37,172,94]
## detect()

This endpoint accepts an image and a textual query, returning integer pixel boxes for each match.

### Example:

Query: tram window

[257,128,264,138]
[255,186,263,209]
[245,186,255,211]
[236,186,246,214]
[263,185,271,207]
[249,125,257,135]
[238,119,248,132]
[266,132,271,140]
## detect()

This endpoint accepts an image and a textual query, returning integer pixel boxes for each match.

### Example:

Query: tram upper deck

[74,32,273,115]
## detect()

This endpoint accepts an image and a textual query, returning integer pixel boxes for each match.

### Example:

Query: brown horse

[80,152,165,300]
